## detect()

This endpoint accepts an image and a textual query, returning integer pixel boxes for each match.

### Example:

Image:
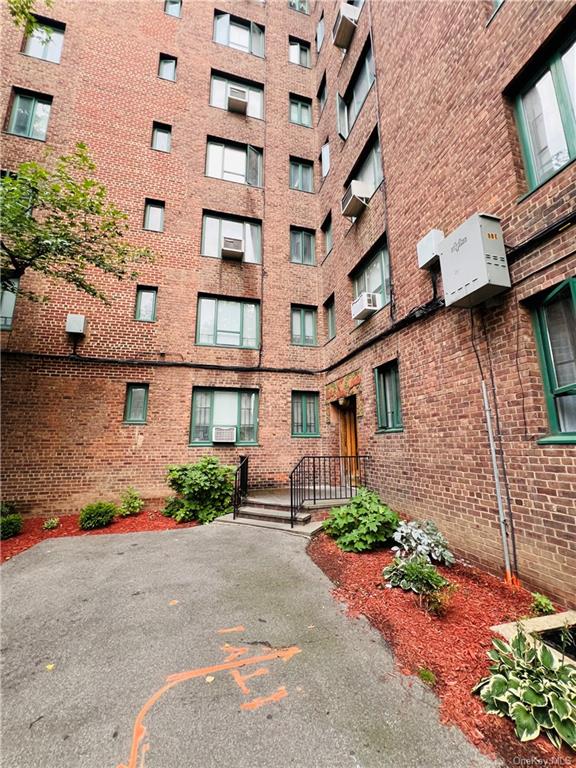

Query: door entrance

[338,396,358,457]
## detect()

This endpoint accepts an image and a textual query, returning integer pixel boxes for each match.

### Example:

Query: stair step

[237,505,311,524]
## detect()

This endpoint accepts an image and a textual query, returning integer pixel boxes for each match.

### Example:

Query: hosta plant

[472,626,576,750]
[322,488,399,553]
[392,519,454,566]
[383,555,450,595]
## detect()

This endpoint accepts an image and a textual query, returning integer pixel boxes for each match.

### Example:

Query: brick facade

[1,0,575,605]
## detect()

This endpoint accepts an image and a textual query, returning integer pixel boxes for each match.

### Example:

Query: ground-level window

[532,277,576,439]
[375,360,402,431]
[124,384,149,424]
[291,305,317,346]
[190,388,259,445]
[292,391,320,436]
[135,286,157,322]
[196,296,259,348]
[0,279,19,329]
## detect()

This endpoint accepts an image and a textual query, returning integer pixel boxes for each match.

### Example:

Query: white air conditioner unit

[212,426,237,443]
[341,180,371,217]
[332,3,361,48]
[351,291,381,320]
[228,86,248,114]
[221,237,244,260]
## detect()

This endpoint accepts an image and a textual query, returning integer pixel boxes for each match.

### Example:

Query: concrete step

[215,513,323,537]
[237,505,311,525]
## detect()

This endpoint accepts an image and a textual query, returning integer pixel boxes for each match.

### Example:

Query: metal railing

[289,455,368,528]
[232,456,249,519]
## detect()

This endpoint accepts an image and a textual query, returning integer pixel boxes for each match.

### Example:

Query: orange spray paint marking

[217,625,245,634]
[241,686,288,711]
[221,644,249,663]
[230,666,270,695]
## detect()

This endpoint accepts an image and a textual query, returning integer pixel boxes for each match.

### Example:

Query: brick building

[1,0,575,605]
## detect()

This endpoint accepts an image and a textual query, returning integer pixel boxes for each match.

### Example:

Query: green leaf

[550,712,576,749]
[522,687,547,707]
[545,727,562,749]
[537,644,557,671]
[511,703,540,742]
[549,691,571,720]
[489,675,509,697]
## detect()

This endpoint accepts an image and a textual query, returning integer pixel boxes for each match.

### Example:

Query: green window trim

[290,228,315,265]
[196,296,260,349]
[289,158,314,192]
[7,91,52,141]
[189,387,259,445]
[514,37,576,191]
[289,96,312,127]
[288,0,309,15]
[352,247,391,324]
[291,305,317,346]
[326,297,336,341]
[291,391,320,437]
[124,384,149,424]
[375,361,403,431]
[135,286,158,322]
[288,38,311,68]
[532,277,576,442]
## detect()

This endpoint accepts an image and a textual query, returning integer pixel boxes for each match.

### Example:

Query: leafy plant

[392,519,454,566]
[422,584,458,617]
[163,457,234,524]
[322,488,399,553]
[418,668,437,687]
[473,626,576,750]
[383,555,449,595]
[530,592,555,617]
[78,502,117,530]
[118,487,144,517]
[0,513,23,540]
[0,501,17,516]
[42,517,60,530]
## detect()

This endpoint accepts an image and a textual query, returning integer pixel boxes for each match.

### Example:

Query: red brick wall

[1,0,575,605]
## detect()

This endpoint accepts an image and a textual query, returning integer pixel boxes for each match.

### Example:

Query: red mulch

[1,511,198,563]
[308,533,575,767]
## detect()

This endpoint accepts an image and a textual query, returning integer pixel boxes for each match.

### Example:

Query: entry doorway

[337,396,359,488]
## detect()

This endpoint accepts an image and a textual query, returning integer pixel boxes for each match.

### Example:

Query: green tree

[6,0,51,35]
[1,143,151,302]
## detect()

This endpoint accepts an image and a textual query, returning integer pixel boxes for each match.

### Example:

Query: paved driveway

[1,523,500,768]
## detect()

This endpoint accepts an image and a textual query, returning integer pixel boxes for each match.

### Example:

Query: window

[164,0,182,17]
[213,12,264,57]
[144,199,165,232]
[289,37,311,67]
[202,213,261,263]
[292,392,320,436]
[151,122,172,152]
[533,278,576,439]
[337,42,375,138]
[135,287,157,322]
[288,0,308,13]
[289,95,312,127]
[289,158,314,192]
[206,139,263,186]
[493,0,505,9]
[290,228,315,265]
[0,279,18,330]
[317,75,327,113]
[353,247,391,310]
[375,361,402,431]
[291,305,317,345]
[190,388,259,444]
[325,296,336,340]
[316,13,324,51]
[7,90,52,140]
[321,213,333,255]
[349,135,383,198]
[196,296,259,348]
[210,73,264,119]
[124,384,149,424]
[23,19,65,63]
[515,39,576,189]
[158,54,177,81]
[320,141,330,177]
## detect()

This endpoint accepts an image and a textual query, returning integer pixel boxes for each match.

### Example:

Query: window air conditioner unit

[212,426,237,443]
[228,86,248,114]
[221,237,244,260]
[351,292,381,320]
[332,3,361,48]
[341,180,371,217]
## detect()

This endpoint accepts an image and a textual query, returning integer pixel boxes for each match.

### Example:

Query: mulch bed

[308,533,575,767]
[1,511,197,563]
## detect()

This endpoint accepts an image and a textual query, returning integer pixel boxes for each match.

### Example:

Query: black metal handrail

[289,455,368,528]
[233,456,249,519]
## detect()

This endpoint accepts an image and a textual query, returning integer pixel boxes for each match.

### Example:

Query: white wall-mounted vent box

[417,228,444,269]
[439,213,510,308]
[65,313,87,335]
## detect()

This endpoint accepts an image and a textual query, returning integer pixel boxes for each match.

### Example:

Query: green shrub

[392,519,454,566]
[530,592,555,617]
[418,667,437,687]
[164,457,234,524]
[1,501,17,517]
[322,488,399,552]
[118,487,144,517]
[42,517,60,531]
[473,626,576,750]
[0,513,23,540]
[383,555,449,594]
[78,502,117,530]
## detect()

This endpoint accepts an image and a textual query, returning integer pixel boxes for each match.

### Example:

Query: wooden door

[339,398,359,486]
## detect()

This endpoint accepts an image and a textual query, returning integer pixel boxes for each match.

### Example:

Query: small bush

[392,519,454,566]
[118,487,144,517]
[164,457,234,524]
[383,555,449,594]
[530,592,555,617]
[418,668,437,687]
[1,501,17,517]
[421,584,458,617]
[0,513,23,540]
[78,502,117,530]
[322,488,399,553]
[42,517,60,531]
